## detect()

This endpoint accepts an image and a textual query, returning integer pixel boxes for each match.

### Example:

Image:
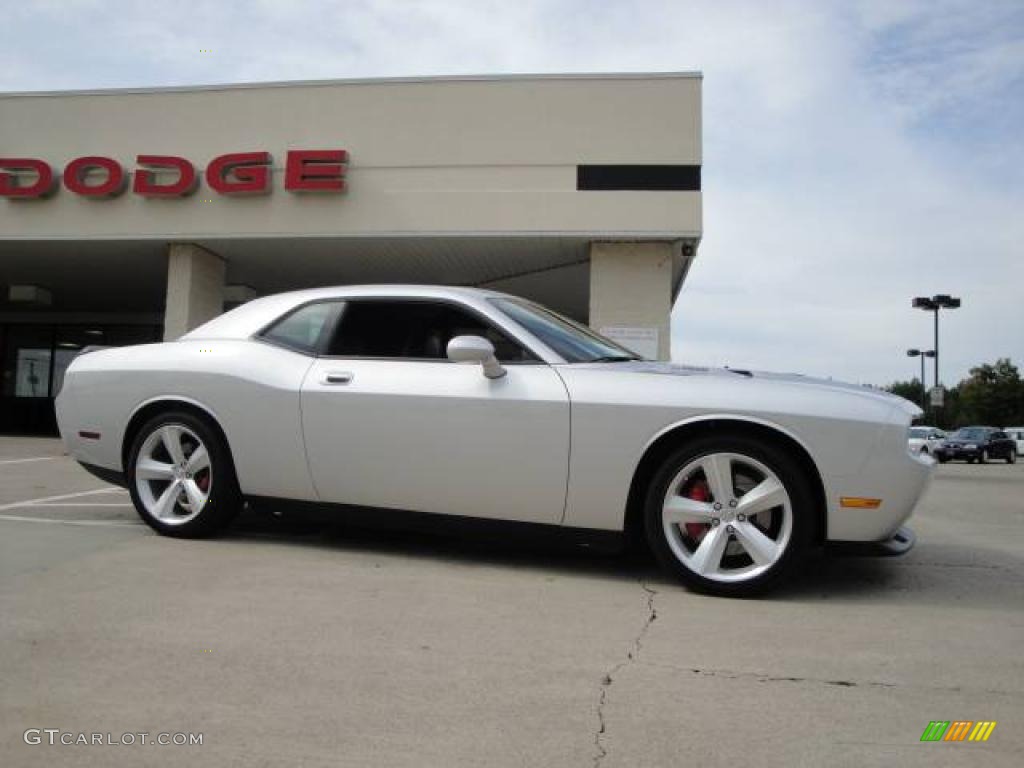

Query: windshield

[490,298,642,363]
[951,428,988,441]
[908,428,929,438]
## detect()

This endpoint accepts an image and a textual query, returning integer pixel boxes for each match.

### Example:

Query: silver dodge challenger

[56,285,932,596]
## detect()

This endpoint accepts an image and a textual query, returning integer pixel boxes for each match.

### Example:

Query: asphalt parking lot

[1,436,1022,767]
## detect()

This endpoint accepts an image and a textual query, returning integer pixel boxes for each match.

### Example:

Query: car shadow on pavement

[777,540,1024,609]
[223,508,1024,605]
[225,507,660,586]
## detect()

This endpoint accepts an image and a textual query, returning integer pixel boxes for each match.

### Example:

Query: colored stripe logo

[969,722,997,742]
[920,721,996,742]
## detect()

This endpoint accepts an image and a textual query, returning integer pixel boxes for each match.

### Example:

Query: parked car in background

[908,426,946,457]
[935,427,1017,464]
[1005,427,1024,457]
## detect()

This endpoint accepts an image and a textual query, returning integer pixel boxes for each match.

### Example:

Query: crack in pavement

[636,660,1024,699]
[899,560,1022,574]
[592,581,658,768]
[637,662,895,690]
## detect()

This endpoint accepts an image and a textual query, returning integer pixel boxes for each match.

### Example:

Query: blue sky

[3,0,1022,385]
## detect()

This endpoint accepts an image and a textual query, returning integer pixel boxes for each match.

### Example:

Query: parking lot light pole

[912,295,961,390]
[906,349,935,411]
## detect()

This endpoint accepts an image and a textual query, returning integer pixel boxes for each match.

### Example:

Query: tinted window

[491,298,640,363]
[262,302,339,354]
[951,427,988,441]
[326,300,535,362]
[993,432,1007,439]
[908,428,928,438]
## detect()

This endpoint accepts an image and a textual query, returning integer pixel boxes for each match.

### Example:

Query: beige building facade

[0,73,702,431]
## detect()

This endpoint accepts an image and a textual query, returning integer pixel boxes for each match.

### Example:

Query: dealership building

[0,73,702,432]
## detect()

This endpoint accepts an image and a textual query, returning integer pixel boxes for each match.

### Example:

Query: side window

[992,431,1007,440]
[326,300,536,362]
[261,302,340,354]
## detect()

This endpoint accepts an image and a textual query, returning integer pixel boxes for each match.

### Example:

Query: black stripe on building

[576,164,701,191]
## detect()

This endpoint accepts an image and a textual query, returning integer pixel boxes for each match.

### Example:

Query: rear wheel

[1008,451,1017,465]
[980,450,989,464]
[644,434,814,597]
[127,411,241,537]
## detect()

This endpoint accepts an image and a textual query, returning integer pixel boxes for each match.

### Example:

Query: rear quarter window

[260,302,340,354]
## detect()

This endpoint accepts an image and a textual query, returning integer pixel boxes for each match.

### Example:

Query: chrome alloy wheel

[661,452,793,583]
[134,424,213,525]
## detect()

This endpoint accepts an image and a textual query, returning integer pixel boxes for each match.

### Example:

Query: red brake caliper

[684,480,710,541]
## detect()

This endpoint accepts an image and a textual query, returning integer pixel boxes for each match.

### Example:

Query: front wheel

[980,450,989,464]
[1008,451,1017,465]
[127,411,241,537]
[644,435,814,597]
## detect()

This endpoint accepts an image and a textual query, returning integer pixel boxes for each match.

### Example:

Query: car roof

[180,285,515,341]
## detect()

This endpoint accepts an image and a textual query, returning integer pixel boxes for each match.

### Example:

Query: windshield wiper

[589,355,639,363]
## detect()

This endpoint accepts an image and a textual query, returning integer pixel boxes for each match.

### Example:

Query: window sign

[15,349,51,397]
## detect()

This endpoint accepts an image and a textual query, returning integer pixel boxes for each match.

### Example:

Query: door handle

[322,371,354,385]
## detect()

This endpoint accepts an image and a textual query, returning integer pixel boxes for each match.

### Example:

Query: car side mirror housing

[447,335,506,379]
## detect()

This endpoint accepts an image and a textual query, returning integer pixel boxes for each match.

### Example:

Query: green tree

[886,378,926,409]
[885,379,962,429]
[938,384,964,430]
[956,358,1024,427]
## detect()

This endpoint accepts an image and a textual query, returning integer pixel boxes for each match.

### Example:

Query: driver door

[300,298,571,524]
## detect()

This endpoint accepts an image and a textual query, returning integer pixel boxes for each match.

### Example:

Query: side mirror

[446,335,506,379]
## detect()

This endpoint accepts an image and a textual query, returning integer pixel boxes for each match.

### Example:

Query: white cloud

[2,0,1021,385]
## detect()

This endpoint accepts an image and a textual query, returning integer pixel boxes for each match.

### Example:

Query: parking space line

[30,502,135,508]
[0,487,128,512]
[0,514,141,528]
[0,457,56,466]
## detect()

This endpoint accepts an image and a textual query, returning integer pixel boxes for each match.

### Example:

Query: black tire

[980,450,989,464]
[643,433,815,597]
[1008,451,1016,465]
[127,410,242,538]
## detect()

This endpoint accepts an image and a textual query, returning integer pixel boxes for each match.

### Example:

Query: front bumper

[935,447,979,461]
[826,443,934,542]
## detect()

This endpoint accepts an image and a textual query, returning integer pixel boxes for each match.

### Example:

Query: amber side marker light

[840,497,882,509]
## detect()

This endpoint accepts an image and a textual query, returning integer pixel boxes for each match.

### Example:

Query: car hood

[570,360,921,417]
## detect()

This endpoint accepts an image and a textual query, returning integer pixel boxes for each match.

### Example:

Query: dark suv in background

[935,427,1017,464]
